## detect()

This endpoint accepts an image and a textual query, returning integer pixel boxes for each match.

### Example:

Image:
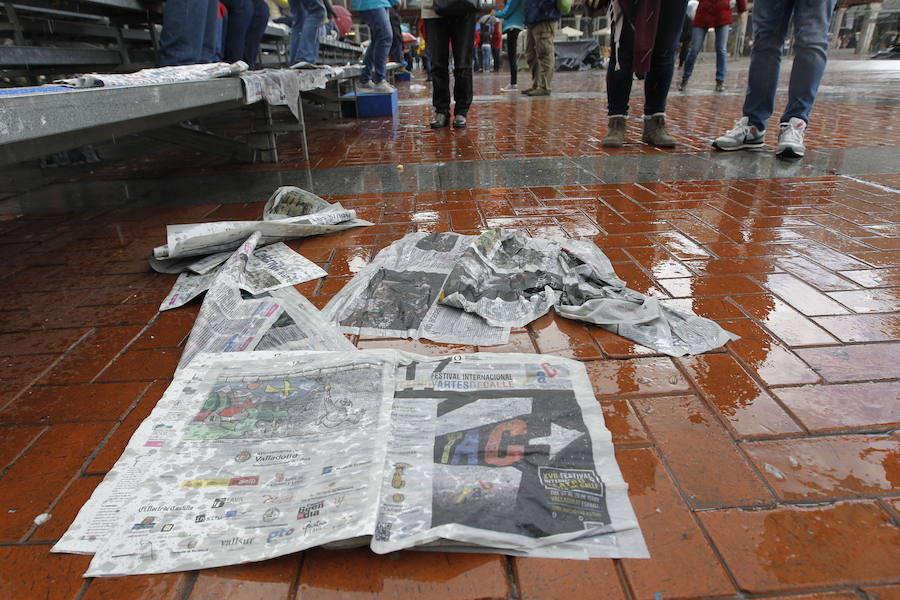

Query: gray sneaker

[371,81,396,94]
[775,117,806,159]
[712,116,766,151]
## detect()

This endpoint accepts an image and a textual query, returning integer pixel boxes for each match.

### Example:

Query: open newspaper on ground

[325,229,736,356]
[322,232,510,346]
[54,349,647,576]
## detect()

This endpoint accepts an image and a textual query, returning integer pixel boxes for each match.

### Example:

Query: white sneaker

[500,84,518,92]
[371,81,395,94]
[776,117,807,159]
[358,80,375,91]
[712,116,766,151]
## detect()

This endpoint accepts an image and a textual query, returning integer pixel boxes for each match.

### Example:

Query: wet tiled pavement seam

[0,59,898,599]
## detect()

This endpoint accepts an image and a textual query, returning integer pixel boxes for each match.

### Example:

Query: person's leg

[525,27,538,89]
[606,13,635,115]
[426,18,451,115]
[492,47,501,71]
[243,0,270,67]
[643,0,686,115]
[482,44,492,71]
[450,13,477,116]
[159,0,215,65]
[199,0,219,62]
[507,29,519,86]
[742,0,793,130]
[221,0,250,63]
[366,7,392,83]
[288,0,303,64]
[682,26,707,83]
[359,10,377,83]
[780,0,837,124]
[296,0,325,63]
[714,24,729,82]
[533,20,556,91]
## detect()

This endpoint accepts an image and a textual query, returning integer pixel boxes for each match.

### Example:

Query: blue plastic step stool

[394,71,412,82]
[341,89,398,118]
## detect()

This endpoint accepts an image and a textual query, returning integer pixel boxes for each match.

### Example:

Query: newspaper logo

[267,528,295,543]
[132,517,156,531]
[263,508,281,523]
[235,450,252,463]
[161,524,174,532]
[297,501,324,520]
[211,497,244,509]
[391,463,410,489]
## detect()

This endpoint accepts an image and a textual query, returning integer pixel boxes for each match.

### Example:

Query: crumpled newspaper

[438,228,737,356]
[56,61,248,88]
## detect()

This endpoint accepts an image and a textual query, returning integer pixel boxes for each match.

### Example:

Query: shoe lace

[780,124,804,145]
[725,118,751,139]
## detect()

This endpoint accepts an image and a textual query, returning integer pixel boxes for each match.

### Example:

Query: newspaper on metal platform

[240,66,346,117]
[150,186,371,267]
[54,349,647,576]
[56,61,248,88]
[438,229,738,356]
[322,232,510,346]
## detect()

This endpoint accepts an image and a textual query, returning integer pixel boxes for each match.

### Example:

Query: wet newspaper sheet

[57,62,248,88]
[151,186,371,264]
[438,229,737,356]
[322,232,509,346]
[55,350,647,576]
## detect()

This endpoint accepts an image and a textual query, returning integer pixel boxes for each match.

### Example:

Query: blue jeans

[682,24,729,82]
[158,0,218,66]
[481,44,492,71]
[743,0,837,130]
[360,8,391,84]
[289,0,325,64]
[221,0,270,67]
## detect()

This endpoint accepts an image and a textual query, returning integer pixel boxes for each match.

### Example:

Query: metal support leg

[4,3,26,45]
[296,92,309,162]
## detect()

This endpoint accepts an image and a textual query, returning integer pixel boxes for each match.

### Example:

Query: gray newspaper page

[54,350,647,576]
[322,232,510,346]
[438,229,737,356]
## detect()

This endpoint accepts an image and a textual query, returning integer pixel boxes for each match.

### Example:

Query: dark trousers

[492,47,501,71]
[389,7,403,63]
[606,0,687,116]
[506,28,520,85]
[678,15,692,66]
[221,0,270,67]
[425,14,477,116]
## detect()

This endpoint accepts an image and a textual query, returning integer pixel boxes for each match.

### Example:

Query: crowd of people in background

[157,0,841,160]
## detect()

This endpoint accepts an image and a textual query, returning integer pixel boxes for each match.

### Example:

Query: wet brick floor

[0,57,898,599]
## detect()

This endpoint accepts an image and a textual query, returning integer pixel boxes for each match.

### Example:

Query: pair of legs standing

[289,0,325,64]
[158,0,218,66]
[714,0,837,158]
[359,7,393,89]
[681,24,729,90]
[426,13,477,128]
[602,0,686,147]
[524,21,555,96]
[500,28,520,91]
[221,0,270,67]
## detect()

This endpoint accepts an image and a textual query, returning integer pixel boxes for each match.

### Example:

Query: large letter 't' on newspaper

[54,350,647,576]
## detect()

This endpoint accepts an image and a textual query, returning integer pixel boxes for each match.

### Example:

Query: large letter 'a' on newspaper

[55,350,647,577]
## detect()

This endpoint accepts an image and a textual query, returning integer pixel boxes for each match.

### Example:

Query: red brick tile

[840,267,900,288]
[742,435,899,500]
[699,501,900,593]
[659,275,765,298]
[190,554,301,600]
[355,338,476,355]
[0,545,90,599]
[679,354,802,438]
[683,258,785,276]
[626,247,693,279]
[632,395,773,508]
[29,474,101,541]
[659,296,746,320]
[862,585,900,600]
[811,314,900,343]
[773,382,900,432]
[0,353,64,392]
[601,399,649,445]
[530,313,602,359]
[328,246,373,277]
[795,343,900,382]
[0,328,90,356]
[775,256,860,292]
[588,327,659,358]
[97,348,181,382]
[37,326,143,384]
[514,557,627,600]
[87,380,169,473]
[584,357,690,397]
[760,593,860,600]
[0,424,44,470]
[82,574,191,600]
[617,448,734,600]
[852,250,900,267]
[722,319,821,386]
[130,307,200,350]
[476,330,537,353]
[296,548,510,599]
[0,382,149,424]
[733,294,839,346]
[0,421,111,542]
[759,273,851,316]
[825,288,900,313]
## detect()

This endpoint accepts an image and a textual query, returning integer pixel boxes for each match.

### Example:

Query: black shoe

[715,81,725,92]
[452,114,467,128]
[430,112,450,128]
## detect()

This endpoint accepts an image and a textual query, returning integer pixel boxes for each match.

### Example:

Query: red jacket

[491,23,502,50]
[693,0,746,29]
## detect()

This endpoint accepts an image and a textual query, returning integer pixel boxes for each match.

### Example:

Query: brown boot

[602,115,627,147]
[642,113,677,147]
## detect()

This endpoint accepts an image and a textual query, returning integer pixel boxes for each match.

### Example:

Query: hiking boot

[452,114,467,128]
[430,112,450,128]
[525,87,550,96]
[642,113,677,147]
[601,115,627,147]
[776,117,807,159]
[712,116,766,151]
[715,80,724,92]
[371,80,396,94]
